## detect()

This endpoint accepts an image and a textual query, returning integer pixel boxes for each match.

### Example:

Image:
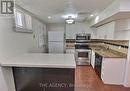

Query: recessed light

[90,14,94,17]
[48,16,52,19]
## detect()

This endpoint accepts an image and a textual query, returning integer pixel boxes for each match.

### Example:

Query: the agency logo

[1,1,14,14]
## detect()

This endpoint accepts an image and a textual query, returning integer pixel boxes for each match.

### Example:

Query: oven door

[75,44,90,49]
[75,49,91,60]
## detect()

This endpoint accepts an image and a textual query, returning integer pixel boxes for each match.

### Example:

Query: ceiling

[15,0,115,23]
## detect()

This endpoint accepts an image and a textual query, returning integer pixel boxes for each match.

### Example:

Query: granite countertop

[0,53,76,68]
[90,46,127,58]
[66,43,75,49]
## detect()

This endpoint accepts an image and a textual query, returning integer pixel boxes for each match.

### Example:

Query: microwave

[76,33,91,40]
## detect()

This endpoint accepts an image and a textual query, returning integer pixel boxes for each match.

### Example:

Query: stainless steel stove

[75,33,91,65]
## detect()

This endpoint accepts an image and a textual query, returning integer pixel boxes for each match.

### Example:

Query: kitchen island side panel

[13,67,75,91]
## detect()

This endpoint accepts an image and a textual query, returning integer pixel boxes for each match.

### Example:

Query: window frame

[14,8,33,33]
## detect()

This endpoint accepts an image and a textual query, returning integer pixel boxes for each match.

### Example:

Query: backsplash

[65,39,75,49]
[65,39,129,55]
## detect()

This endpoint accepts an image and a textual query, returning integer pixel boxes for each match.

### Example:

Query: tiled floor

[75,66,130,91]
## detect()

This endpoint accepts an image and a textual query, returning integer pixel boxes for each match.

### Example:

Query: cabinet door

[70,49,75,54]
[91,51,95,68]
[101,58,126,85]
[66,49,75,54]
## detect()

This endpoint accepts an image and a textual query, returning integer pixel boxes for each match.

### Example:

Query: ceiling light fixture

[48,16,52,19]
[90,14,94,17]
[66,18,75,24]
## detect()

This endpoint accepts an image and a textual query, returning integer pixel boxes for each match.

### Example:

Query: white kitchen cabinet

[101,58,126,85]
[91,51,95,68]
[66,49,75,54]
[96,21,115,39]
[65,22,92,39]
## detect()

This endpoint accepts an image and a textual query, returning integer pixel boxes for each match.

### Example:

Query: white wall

[96,21,115,39]
[0,11,47,60]
[16,5,47,53]
[0,17,34,60]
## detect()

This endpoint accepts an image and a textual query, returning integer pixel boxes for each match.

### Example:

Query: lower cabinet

[101,58,126,85]
[66,49,75,54]
[93,52,126,85]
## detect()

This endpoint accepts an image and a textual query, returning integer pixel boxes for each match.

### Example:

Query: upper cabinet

[115,19,130,31]
[114,19,130,40]
[90,0,130,40]
[90,0,130,27]
[96,21,115,39]
[94,18,130,40]
[14,8,33,33]
[66,22,92,39]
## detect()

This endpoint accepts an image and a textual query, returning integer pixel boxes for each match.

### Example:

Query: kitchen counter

[0,53,76,68]
[90,46,127,58]
[0,53,76,91]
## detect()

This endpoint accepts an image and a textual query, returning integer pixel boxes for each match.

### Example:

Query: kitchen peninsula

[0,53,76,91]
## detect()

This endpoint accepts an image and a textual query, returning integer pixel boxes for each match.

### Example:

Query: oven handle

[75,49,91,52]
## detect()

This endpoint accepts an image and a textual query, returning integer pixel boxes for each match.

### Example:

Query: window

[15,9,33,33]
[15,11,24,28]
